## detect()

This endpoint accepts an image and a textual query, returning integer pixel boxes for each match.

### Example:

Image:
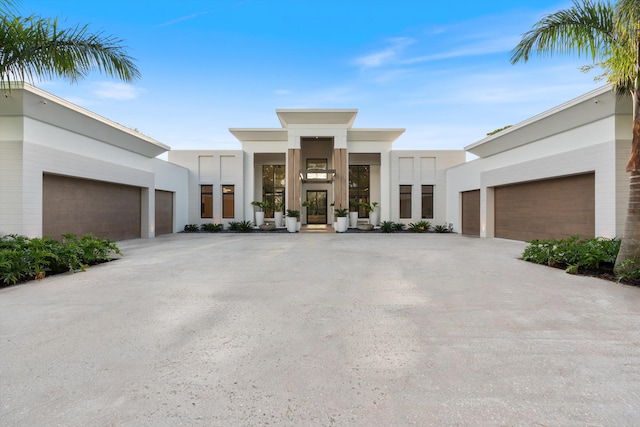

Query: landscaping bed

[522,235,640,287]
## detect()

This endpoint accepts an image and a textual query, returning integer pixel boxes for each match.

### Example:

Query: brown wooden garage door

[494,173,595,241]
[461,190,480,236]
[155,190,173,236]
[43,174,141,241]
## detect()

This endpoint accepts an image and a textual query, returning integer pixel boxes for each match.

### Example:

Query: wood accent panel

[43,173,141,241]
[287,148,301,210]
[155,190,173,235]
[494,173,595,241]
[461,190,480,236]
[333,148,347,209]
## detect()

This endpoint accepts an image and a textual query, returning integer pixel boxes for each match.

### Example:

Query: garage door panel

[494,173,594,241]
[155,190,173,236]
[462,190,480,236]
[43,174,141,241]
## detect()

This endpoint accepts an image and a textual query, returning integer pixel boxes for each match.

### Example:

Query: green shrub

[380,221,395,233]
[392,222,405,232]
[0,234,121,286]
[522,235,620,274]
[434,223,454,233]
[183,224,199,232]
[200,223,223,232]
[229,220,253,232]
[407,220,431,232]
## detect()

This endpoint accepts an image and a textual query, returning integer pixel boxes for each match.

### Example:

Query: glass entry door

[306,190,327,224]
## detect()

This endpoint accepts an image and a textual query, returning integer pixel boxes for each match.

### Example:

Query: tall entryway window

[349,165,370,217]
[262,165,285,217]
[306,190,327,224]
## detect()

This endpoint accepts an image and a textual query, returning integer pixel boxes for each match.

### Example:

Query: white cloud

[92,82,144,100]
[354,37,415,68]
[274,89,292,95]
[157,11,210,28]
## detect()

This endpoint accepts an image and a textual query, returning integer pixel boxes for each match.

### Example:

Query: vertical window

[400,185,412,219]
[262,165,285,217]
[349,165,370,217]
[222,185,234,218]
[201,185,213,218]
[422,185,434,219]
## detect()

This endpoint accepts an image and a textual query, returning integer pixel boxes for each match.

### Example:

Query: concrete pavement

[1,233,639,426]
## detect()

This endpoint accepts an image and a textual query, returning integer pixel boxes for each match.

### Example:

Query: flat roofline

[10,82,170,153]
[465,84,614,155]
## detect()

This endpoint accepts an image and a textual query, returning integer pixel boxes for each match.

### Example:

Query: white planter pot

[349,211,359,228]
[297,221,301,231]
[274,211,283,227]
[286,216,298,233]
[369,211,378,227]
[336,216,348,232]
[255,211,265,226]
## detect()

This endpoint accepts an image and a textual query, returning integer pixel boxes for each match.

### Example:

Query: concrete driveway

[1,233,639,426]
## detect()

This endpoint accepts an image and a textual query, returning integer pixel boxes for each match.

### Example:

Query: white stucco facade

[0,83,188,239]
[0,82,632,240]
[446,85,631,239]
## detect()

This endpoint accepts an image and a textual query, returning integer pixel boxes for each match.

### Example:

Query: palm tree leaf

[510,0,616,64]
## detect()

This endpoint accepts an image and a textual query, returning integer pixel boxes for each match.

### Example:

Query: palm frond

[0,14,140,87]
[510,0,616,64]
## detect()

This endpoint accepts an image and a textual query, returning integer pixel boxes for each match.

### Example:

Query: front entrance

[306,190,327,224]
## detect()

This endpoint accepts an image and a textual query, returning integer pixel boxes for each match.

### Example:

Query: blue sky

[21,0,604,152]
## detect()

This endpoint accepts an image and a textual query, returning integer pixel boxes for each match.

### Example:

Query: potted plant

[251,201,270,226]
[286,209,300,233]
[349,200,359,228]
[361,201,379,227]
[273,201,284,227]
[334,206,349,233]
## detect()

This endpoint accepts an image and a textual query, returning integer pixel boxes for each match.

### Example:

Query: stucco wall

[447,115,626,238]
[168,150,244,227]
[390,150,466,226]
[3,117,187,238]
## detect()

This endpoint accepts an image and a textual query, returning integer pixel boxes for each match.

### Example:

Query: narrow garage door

[43,173,141,241]
[155,190,173,236]
[494,173,595,241]
[461,189,480,236]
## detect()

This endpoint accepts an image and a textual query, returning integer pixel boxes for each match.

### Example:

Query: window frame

[421,185,434,219]
[200,184,213,219]
[222,185,234,219]
[399,185,412,219]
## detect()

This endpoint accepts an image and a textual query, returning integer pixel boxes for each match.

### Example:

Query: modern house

[0,82,632,241]
[168,110,465,228]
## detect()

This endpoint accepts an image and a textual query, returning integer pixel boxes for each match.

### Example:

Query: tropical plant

[183,224,199,233]
[434,223,454,233]
[273,201,285,212]
[228,220,253,232]
[510,0,640,268]
[334,207,348,217]
[0,233,120,286]
[380,221,396,233]
[251,201,270,211]
[0,0,140,89]
[200,223,223,232]
[522,235,621,273]
[407,220,431,232]
[286,209,300,218]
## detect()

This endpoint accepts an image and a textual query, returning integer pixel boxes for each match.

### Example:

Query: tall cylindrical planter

[274,211,283,227]
[336,217,348,233]
[255,211,265,227]
[349,211,358,228]
[369,211,379,227]
[286,216,298,233]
